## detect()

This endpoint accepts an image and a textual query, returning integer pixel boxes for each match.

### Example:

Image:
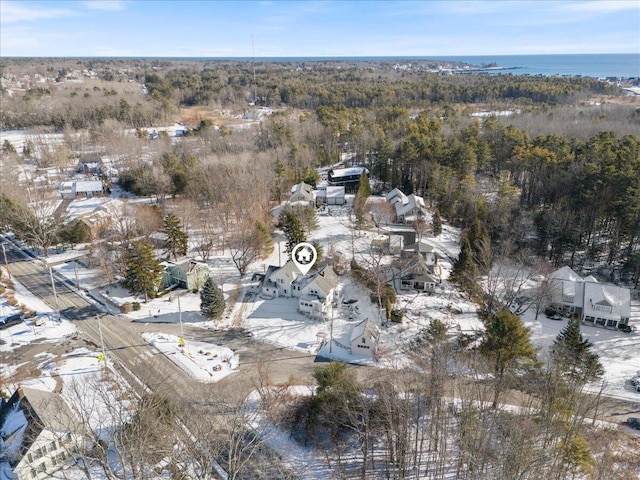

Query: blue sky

[1,0,639,57]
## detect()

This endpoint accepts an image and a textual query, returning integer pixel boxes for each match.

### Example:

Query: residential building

[402,239,438,272]
[315,185,346,205]
[59,180,106,199]
[397,253,439,293]
[261,262,341,317]
[289,182,315,205]
[0,387,82,480]
[162,259,210,291]
[385,188,427,224]
[327,166,369,193]
[548,266,631,328]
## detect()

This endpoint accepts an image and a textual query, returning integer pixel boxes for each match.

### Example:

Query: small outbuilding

[350,318,380,358]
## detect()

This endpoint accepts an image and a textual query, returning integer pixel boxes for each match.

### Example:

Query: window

[562,295,575,303]
[594,304,613,313]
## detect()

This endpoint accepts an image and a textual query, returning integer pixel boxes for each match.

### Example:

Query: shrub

[6,297,17,306]
[390,309,404,323]
[120,302,132,313]
[132,302,141,311]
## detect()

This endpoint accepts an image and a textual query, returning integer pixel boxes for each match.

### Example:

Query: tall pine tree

[123,240,164,302]
[277,208,306,257]
[550,317,604,384]
[432,207,442,236]
[200,277,225,319]
[163,213,188,260]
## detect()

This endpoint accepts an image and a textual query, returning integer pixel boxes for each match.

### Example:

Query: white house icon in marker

[291,242,317,275]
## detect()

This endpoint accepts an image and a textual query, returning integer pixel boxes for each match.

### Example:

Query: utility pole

[1,243,10,278]
[97,314,106,364]
[48,267,60,320]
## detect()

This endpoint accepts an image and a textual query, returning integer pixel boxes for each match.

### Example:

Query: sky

[1,0,639,57]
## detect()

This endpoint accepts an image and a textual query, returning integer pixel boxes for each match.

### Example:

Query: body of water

[426,54,639,79]
[161,53,637,79]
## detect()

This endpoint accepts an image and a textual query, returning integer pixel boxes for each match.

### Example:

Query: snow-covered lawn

[142,332,239,383]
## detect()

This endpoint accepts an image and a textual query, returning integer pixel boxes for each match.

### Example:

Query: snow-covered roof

[404,239,436,254]
[324,186,345,198]
[329,166,368,178]
[350,318,380,343]
[549,266,583,283]
[290,182,314,199]
[583,282,631,318]
[74,180,104,193]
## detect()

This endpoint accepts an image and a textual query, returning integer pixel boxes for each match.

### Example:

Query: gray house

[163,259,210,291]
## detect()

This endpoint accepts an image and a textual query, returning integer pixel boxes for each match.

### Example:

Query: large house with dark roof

[328,166,369,193]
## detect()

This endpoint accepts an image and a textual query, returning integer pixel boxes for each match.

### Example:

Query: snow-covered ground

[0,267,77,353]
[4,198,640,405]
[143,332,239,383]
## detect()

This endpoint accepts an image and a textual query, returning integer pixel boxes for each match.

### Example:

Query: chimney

[17,386,24,398]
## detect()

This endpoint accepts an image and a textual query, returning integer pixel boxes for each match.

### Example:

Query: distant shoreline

[2,53,638,79]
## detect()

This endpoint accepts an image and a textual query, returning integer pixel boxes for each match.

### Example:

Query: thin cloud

[82,0,126,12]
[0,1,76,24]
[555,0,640,14]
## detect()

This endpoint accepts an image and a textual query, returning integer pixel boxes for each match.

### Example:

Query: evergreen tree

[123,240,164,302]
[480,310,536,407]
[277,208,306,256]
[432,207,442,236]
[163,213,188,260]
[200,277,225,319]
[550,317,604,384]
[353,171,371,227]
[450,238,478,289]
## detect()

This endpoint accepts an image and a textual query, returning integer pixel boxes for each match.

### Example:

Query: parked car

[0,314,22,330]
[626,417,640,430]
[544,307,557,317]
[618,324,633,333]
[631,377,640,392]
[549,313,563,321]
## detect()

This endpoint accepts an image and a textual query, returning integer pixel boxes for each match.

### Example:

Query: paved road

[1,240,320,405]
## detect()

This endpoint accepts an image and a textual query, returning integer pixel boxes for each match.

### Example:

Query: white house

[350,318,380,358]
[289,182,315,205]
[294,265,341,318]
[548,266,631,329]
[261,261,301,298]
[582,281,631,328]
[262,262,341,318]
[0,387,82,479]
[385,188,427,224]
